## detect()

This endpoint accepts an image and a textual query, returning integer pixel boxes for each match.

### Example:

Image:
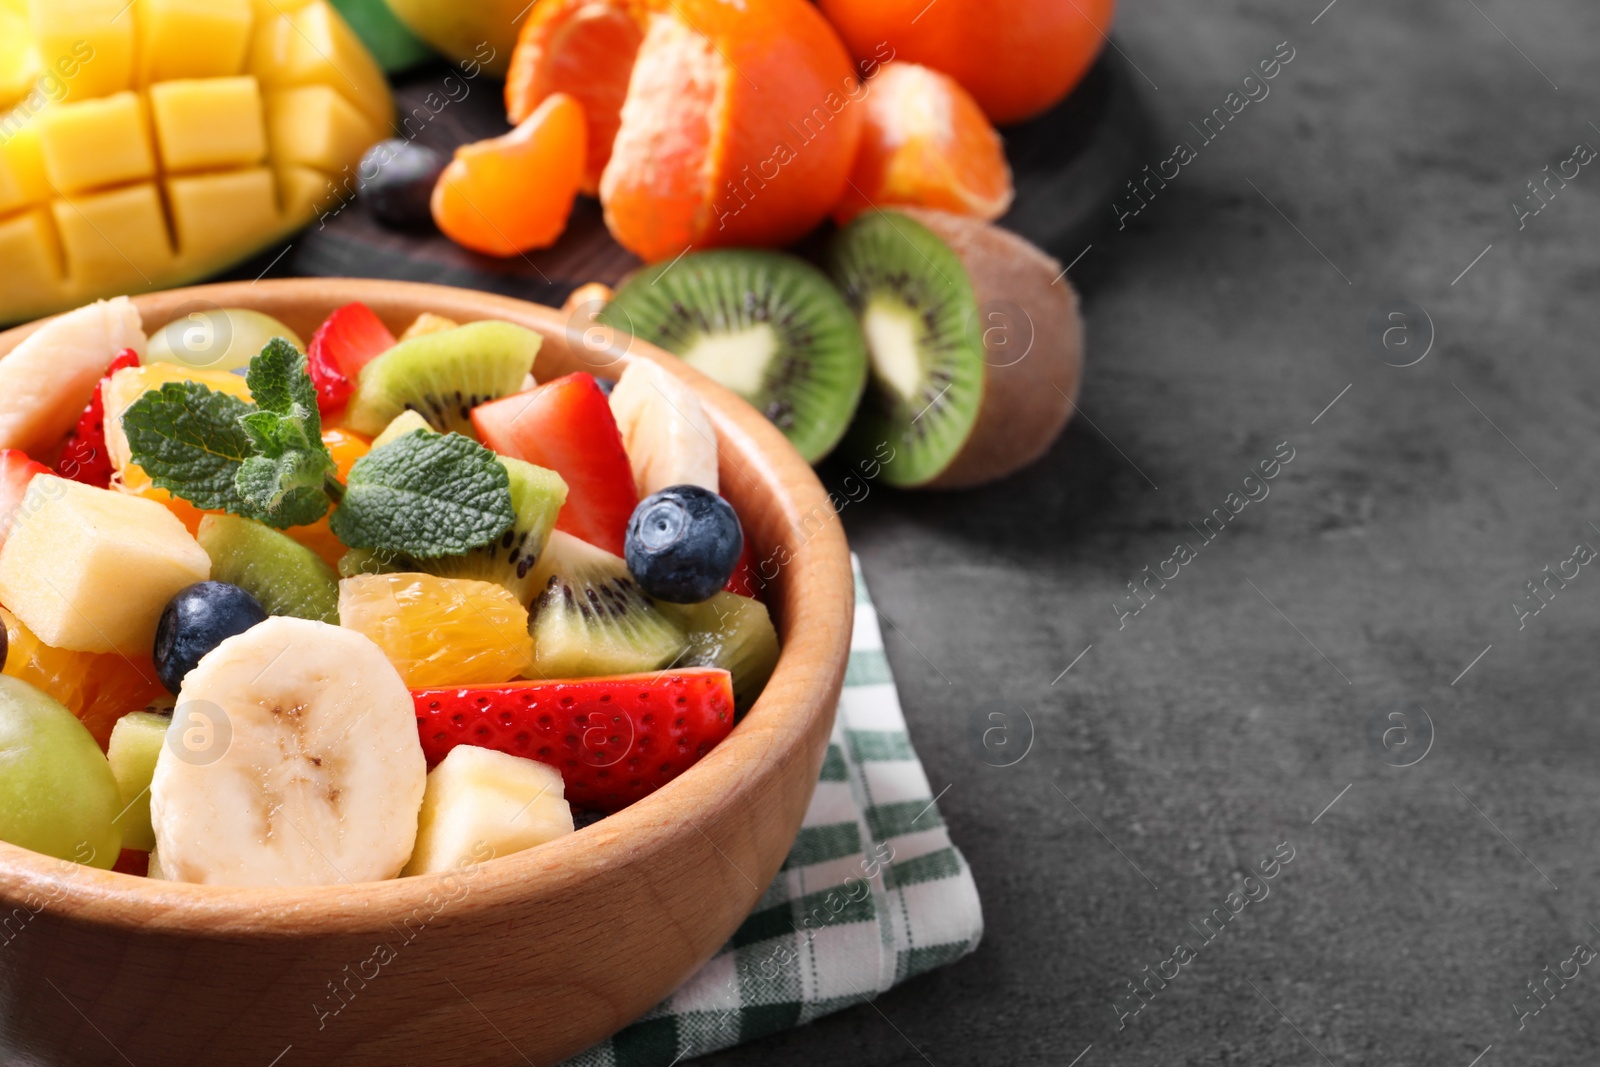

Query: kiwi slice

[340,453,567,604]
[526,530,687,679]
[344,320,541,437]
[197,514,340,623]
[598,249,867,463]
[822,210,988,486]
[662,592,779,715]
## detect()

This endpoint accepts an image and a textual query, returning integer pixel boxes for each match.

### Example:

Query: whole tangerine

[817,0,1117,125]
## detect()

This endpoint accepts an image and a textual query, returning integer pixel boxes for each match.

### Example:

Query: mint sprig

[122,340,516,558]
[330,430,513,558]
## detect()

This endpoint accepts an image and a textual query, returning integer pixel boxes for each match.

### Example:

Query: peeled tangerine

[0,0,393,325]
[402,745,573,876]
[0,476,211,658]
[833,62,1014,224]
[431,93,586,257]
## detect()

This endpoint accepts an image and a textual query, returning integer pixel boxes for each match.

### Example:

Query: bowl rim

[0,278,854,937]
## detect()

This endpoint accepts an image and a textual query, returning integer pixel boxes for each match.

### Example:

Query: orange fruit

[833,62,1013,223]
[337,573,534,688]
[506,0,642,195]
[1,606,167,750]
[508,0,864,263]
[818,0,1116,125]
[431,93,587,257]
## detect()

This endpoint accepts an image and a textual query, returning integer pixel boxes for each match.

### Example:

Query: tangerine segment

[338,573,534,688]
[506,0,642,195]
[818,0,1115,126]
[0,606,167,751]
[431,93,587,257]
[599,0,863,262]
[834,62,1013,223]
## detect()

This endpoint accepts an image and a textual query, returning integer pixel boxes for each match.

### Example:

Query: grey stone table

[257,1,1600,1061]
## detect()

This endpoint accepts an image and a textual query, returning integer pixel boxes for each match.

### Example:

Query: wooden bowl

[0,280,854,1066]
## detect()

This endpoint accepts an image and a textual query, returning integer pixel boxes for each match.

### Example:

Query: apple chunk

[0,477,210,656]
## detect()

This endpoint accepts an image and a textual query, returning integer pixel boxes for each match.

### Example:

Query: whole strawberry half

[412,667,736,812]
[57,348,140,488]
[307,302,396,415]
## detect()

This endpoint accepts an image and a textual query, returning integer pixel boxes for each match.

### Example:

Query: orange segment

[431,92,587,257]
[338,573,533,687]
[1,606,167,750]
[834,62,1013,223]
[506,0,641,195]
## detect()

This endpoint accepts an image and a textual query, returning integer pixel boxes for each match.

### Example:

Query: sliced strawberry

[412,668,736,812]
[56,348,140,488]
[0,448,52,545]
[471,372,638,555]
[306,302,396,415]
[724,535,761,600]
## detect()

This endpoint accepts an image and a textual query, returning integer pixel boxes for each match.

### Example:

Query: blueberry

[625,486,744,604]
[358,139,446,230]
[153,582,269,693]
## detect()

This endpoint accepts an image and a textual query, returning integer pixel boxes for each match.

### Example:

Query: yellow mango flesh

[0,0,392,325]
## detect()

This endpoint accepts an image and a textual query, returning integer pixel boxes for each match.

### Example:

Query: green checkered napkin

[564,556,983,1066]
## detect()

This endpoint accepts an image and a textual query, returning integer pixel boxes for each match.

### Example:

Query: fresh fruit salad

[0,296,779,886]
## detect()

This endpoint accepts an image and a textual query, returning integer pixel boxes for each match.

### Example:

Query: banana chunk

[149,617,426,886]
[609,360,720,497]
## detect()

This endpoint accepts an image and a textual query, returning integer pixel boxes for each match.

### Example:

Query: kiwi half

[824,209,1083,488]
[662,591,779,715]
[526,530,687,679]
[344,321,541,437]
[341,453,567,604]
[598,249,867,463]
[197,515,340,623]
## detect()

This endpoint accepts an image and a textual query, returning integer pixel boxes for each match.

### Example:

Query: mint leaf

[235,454,333,528]
[234,338,335,526]
[329,430,514,558]
[247,338,323,433]
[121,382,255,514]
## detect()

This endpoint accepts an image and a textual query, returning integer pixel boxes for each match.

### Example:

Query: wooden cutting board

[248,53,1150,303]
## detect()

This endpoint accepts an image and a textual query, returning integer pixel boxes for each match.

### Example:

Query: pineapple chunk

[103,363,253,471]
[0,295,143,455]
[166,167,278,261]
[266,85,378,173]
[402,746,574,876]
[149,76,266,173]
[136,0,253,84]
[0,116,49,214]
[108,710,169,851]
[29,0,133,101]
[0,476,211,656]
[0,209,63,308]
[36,90,155,193]
[51,183,173,288]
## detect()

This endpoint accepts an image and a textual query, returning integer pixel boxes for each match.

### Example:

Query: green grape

[146,308,305,375]
[0,675,121,868]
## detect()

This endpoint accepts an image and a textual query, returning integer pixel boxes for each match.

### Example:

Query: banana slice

[149,617,426,886]
[609,360,720,497]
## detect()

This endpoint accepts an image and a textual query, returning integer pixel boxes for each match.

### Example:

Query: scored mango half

[0,0,392,325]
